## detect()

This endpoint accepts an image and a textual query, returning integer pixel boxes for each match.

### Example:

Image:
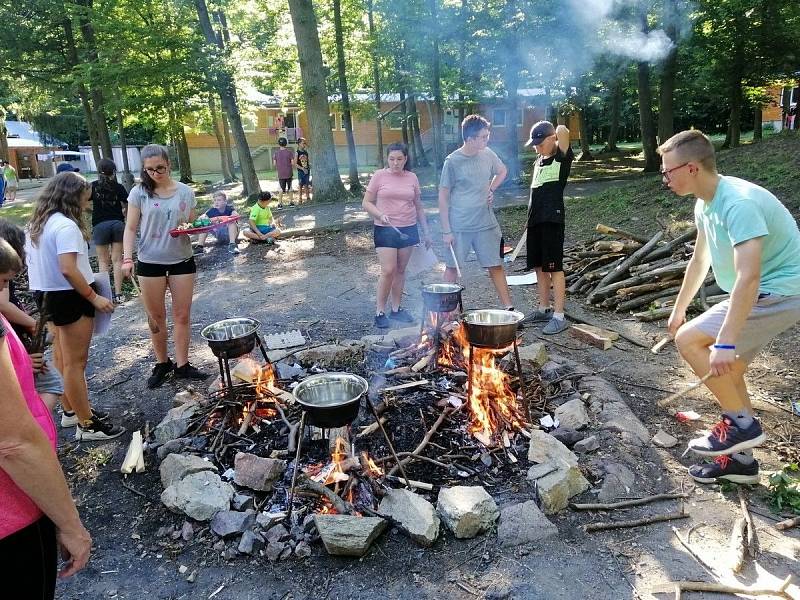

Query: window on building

[329,113,338,130]
[241,113,256,132]
[492,109,506,127]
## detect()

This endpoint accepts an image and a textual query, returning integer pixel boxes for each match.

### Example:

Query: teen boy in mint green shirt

[661,129,800,486]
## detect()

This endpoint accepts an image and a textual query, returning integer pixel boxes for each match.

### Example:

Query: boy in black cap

[525,120,573,334]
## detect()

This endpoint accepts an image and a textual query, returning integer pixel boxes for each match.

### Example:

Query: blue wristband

[713,344,736,350]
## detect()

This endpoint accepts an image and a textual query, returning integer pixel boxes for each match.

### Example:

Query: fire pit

[201,317,270,390]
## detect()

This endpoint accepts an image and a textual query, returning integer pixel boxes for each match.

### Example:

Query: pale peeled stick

[120,430,145,474]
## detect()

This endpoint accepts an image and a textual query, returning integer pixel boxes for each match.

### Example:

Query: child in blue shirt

[196,191,240,254]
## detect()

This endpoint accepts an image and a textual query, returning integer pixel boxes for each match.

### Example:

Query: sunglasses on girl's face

[144,165,168,175]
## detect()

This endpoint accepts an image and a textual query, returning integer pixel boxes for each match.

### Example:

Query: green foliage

[767,463,800,515]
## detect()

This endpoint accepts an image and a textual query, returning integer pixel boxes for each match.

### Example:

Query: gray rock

[578,376,650,444]
[233,452,286,492]
[378,489,440,547]
[161,471,233,521]
[497,501,558,547]
[173,389,201,407]
[527,429,579,466]
[153,401,201,444]
[180,521,194,542]
[237,531,264,555]
[294,541,312,559]
[275,362,305,380]
[528,463,590,514]
[265,541,285,562]
[383,326,420,347]
[574,436,600,454]
[597,463,636,503]
[210,510,256,538]
[518,342,548,369]
[157,438,190,460]
[264,524,290,544]
[652,429,679,448]
[540,361,565,381]
[549,428,585,448]
[232,493,254,511]
[222,547,237,561]
[294,341,364,368]
[436,486,499,539]
[313,514,388,557]
[159,453,217,489]
[554,398,590,430]
[256,512,286,529]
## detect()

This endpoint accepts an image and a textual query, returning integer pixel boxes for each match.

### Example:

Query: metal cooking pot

[462,309,525,349]
[292,372,368,428]
[421,283,464,313]
[201,317,261,359]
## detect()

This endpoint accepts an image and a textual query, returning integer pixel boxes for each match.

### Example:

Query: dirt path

[54,215,799,599]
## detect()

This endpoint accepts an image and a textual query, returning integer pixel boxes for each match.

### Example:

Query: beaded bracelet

[713,343,736,350]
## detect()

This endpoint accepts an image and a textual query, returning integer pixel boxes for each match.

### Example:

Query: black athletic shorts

[0,517,57,599]
[527,222,565,272]
[43,285,97,326]
[137,257,197,278]
[279,178,293,192]
[373,224,420,249]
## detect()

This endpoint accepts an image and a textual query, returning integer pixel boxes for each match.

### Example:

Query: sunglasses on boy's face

[144,165,168,175]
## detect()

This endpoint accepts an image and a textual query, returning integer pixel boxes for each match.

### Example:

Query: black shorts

[43,285,97,326]
[137,257,197,278]
[298,171,311,187]
[92,220,125,245]
[0,518,57,599]
[279,178,293,192]
[374,224,420,249]
[527,222,565,272]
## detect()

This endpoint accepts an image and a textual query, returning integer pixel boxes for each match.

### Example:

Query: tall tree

[332,0,361,192]
[208,95,234,182]
[287,0,347,202]
[636,12,659,172]
[116,110,134,190]
[427,0,444,171]
[367,0,383,166]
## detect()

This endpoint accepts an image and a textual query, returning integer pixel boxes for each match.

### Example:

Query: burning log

[411,350,435,372]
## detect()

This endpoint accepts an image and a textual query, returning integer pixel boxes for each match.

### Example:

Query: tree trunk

[209,95,234,182]
[456,0,468,127]
[577,104,593,161]
[193,0,260,197]
[429,0,444,172]
[62,18,101,164]
[399,87,410,150]
[0,118,8,163]
[727,76,743,148]
[753,105,763,142]
[408,94,428,166]
[116,110,134,190]
[657,23,677,144]
[332,0,361,193]
[404,95,417,167]
[637,61,659,172]
[176,123,193,183]
[606,78,621,152]
[220,107,238,180]
[367,0,383,167]
[287,0,347,202]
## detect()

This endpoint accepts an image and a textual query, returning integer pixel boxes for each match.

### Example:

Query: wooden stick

[571,493,688,511]
[564,310,647,348]
[775,515,800,530]
[385,475,433,491]
[411,351,434,372]
[738,487,759,557]
[584,510,688,532]
[388,404,464,477]
[299,475,353,515]
[728,516,748,573]
[672,525,719,578]
[382,379,429,392]
[650,335,672,354]
[595,223,649,244]
[658,575,793,600]
[356,417,387,438]
[657,373,713,407]
[237,400,255,436]
[587,230,664,301]
[448,244,462,278]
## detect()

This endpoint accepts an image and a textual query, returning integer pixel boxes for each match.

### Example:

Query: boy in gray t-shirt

[438,114,513,309]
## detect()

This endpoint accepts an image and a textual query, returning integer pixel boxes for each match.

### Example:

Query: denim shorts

[34,357,64,396]
[257,225,276,235]
[92,220,125,245]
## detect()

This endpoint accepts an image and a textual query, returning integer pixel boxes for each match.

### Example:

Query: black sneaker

[389,308,415,324]
[75,415,125,442]
[689,455,760,484]
[523,308,552,324]
[174,362,209,381]
[687,414,766,457]
[61,408,110,428]
[147,360,175,389]
[374,312,390,329]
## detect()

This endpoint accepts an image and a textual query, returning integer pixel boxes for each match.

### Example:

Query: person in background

[0,237,92,595]
[0,219,69,414]
[243,191,281,244]
[2,160,18,204]
[195,191,240,255]
[122,144,208,389]
[0,161,6,208]
[25,172,122,441]
[296,137,311,203]
[524,120,574,335]
[438,114,513,309]
[362,142,431,328]
[90,158,128,304]
[661,129,800,484]
[55,162,79,175]
[274,137,295,207]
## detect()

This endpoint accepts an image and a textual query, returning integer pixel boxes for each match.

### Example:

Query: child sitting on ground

[243,192,281,244]
[196,191,241,254]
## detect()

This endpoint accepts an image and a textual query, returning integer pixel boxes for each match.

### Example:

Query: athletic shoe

[688,455,760,484]
[147,360,175,389]
[228,243,241,255]
[542,316,569,335]
[61,408,110,428]
[174,362,209,381]
[113,294,127,305]
[374,312,390,329]
[389,308,415,323]
[75,415,125,442]
[687,414,766,457]
[523,308,552,324]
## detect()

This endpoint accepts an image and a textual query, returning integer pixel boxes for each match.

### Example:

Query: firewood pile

[565,223,728,321]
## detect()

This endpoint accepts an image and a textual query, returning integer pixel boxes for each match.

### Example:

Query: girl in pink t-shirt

[362,143,431,328]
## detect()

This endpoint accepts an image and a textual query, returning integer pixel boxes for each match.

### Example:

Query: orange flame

[360,452,384,477]
[438,322,469,368]
[254,362,277,396]
[467,345,525,443]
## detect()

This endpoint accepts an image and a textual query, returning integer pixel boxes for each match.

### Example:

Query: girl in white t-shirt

[26,172,123,441]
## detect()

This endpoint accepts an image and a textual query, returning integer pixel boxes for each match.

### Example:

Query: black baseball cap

[56,162,80,173]
[525,121,556,147]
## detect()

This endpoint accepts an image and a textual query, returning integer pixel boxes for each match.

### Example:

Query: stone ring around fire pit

[292,372,369,428]
[462,309,525,349]
[201,317,262,359]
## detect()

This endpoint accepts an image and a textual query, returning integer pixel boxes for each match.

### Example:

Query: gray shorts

[689,293,800,363]
[445,225,504,269]
[34,360,65,396]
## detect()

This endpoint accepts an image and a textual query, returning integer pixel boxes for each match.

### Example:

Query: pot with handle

[462,309,525,349]
[292,372,369,428]
[201,317,261,359]
[421,283,464,313]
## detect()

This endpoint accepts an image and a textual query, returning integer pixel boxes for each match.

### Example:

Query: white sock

[553,312,565,320]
